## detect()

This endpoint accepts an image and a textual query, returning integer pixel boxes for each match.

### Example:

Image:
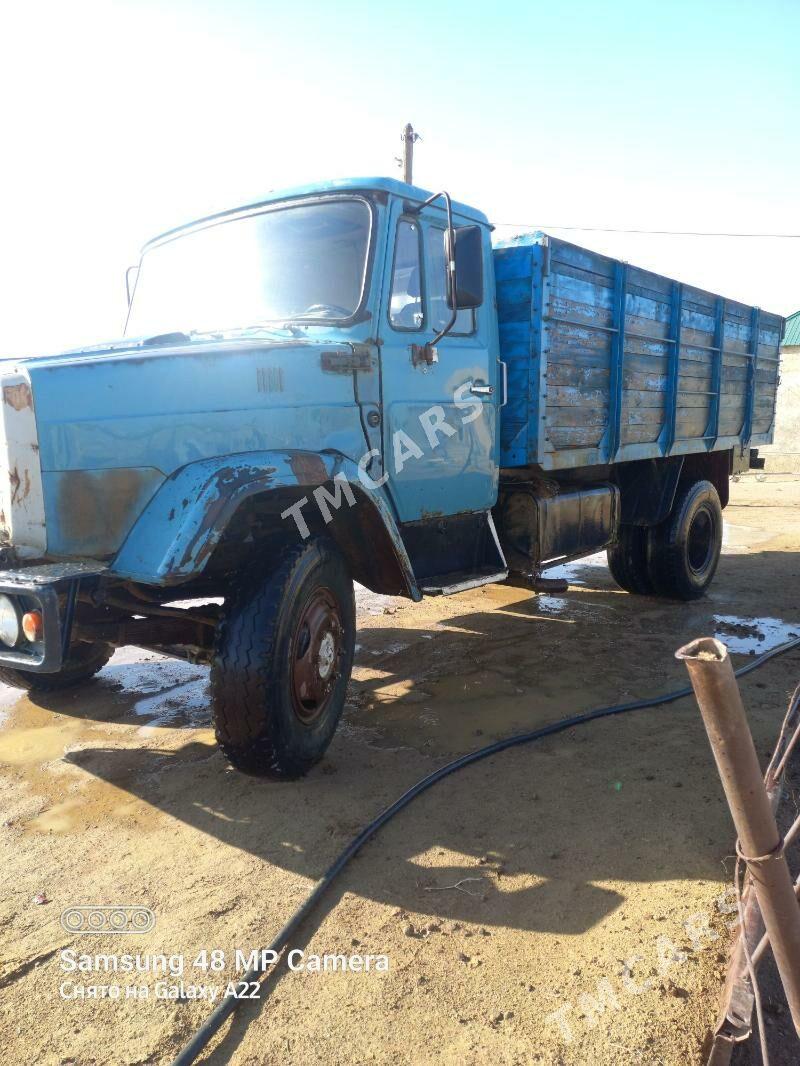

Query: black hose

[171,634,800,1065]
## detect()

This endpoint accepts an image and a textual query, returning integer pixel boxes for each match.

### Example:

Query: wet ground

[1,476,799,1065]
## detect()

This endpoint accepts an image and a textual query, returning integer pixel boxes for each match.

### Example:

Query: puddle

[545,552,609,588]
[133,677,210,731]
[26,790,153,835]
[536,596,570,615]
[0,710,100,768]
[713,614,799,655]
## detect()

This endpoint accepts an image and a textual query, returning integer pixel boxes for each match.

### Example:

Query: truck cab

[0,177,781,777]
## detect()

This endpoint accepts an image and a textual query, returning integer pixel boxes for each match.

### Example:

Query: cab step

[420,566,508,596]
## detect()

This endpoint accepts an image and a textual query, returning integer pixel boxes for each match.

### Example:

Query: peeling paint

[9,466,31,505]
[288,453,328,486]
[53,467,165,558]
[3,382,32,411]
[173,464,278,573]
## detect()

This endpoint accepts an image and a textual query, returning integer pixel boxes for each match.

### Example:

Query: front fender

[109,449,419,596]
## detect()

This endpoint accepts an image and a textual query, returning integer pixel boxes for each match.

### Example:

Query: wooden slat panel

[620,424,662,444]
[546,406,608,428]
[546,385,609,408]
[547,363,610,389]
[547,425,605,448]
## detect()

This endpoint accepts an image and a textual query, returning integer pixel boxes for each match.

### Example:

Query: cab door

[377,200,498,524]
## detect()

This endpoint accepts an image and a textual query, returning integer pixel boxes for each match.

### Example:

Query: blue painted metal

[6,179,500,582]
[662,281,683,455]
[110,449,419,595]
[741,306,761,445]
[24,337,368,560]
[142,176,490,253]
[706,297,725,449]
[1,183,786,589]
[493,233,784,470]
[606,261,627,461]
[375,195,499,522]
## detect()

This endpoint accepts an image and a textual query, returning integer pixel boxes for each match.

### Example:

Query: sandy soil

[1,476,799,1066]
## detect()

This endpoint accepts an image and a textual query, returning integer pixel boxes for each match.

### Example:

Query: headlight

[0,595,20,646]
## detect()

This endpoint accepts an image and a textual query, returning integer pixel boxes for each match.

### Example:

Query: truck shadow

[16,544,795,1061]
[41,547,796,935]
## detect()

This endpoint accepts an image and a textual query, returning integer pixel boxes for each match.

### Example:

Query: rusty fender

[108,449,418,594]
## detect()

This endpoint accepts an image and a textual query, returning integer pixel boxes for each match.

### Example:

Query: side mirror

[446,225,484,310]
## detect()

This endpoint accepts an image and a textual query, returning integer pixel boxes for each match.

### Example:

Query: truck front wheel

[647,479,723,600]
[211,538,355,778]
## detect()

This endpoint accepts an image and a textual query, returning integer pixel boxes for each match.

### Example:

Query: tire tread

[211,540,353,778]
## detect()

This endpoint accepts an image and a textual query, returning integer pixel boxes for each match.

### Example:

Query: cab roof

[142,176,490,251]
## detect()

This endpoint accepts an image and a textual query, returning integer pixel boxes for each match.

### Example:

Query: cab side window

[389,219,424,330]
[425,225,475,336]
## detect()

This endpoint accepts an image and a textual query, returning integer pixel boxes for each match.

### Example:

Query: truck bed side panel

[494,234,783,470]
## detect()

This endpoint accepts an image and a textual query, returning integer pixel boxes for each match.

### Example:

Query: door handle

[469,382,494,395]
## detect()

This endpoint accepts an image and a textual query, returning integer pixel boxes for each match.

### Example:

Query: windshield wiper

[190,322,305,340]
[141,331,192,347]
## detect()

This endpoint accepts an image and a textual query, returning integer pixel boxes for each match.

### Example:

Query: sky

[1,0,798,356]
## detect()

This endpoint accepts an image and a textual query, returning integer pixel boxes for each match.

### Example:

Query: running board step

[420,567,508,596]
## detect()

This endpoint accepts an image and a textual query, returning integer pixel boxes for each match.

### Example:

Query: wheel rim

[687,506,715,574]
[290,587,343,725]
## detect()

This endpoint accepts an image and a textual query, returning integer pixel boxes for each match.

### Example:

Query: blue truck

[0,177,783,776]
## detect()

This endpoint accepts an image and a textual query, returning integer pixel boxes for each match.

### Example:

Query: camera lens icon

[60,906,156,934]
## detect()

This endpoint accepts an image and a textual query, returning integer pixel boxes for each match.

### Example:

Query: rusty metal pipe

[677,636,800,1036]
[753,871,800,968]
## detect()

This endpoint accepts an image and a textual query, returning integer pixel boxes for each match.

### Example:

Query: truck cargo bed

[494,233,783,470]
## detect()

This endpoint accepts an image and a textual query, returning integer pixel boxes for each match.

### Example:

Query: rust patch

[57,469,153,556]
[173,465,277,573]
[288,453,328,486]
[9,466,31,505]
[3,382,32,411]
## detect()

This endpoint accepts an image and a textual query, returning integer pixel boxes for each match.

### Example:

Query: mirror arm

[125,264,139,309]
[408,189,458,350]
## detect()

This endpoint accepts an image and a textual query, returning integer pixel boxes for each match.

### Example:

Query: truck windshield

[126,198,372,337]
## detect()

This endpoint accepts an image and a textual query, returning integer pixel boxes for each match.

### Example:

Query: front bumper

[0,561,106,673]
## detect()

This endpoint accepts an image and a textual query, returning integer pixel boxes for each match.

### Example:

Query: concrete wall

[762,346,800,472]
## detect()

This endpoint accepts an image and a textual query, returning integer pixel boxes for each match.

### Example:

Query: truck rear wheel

[607,525,653,595]
[0,642,112,692]
[647,479,722,600]
[211,537,355,779]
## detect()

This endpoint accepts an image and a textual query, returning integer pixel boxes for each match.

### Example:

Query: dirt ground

[1,476,799,1066]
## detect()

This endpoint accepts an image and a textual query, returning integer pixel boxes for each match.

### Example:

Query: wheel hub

[290,589,342,724]
[317,631,336,680]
